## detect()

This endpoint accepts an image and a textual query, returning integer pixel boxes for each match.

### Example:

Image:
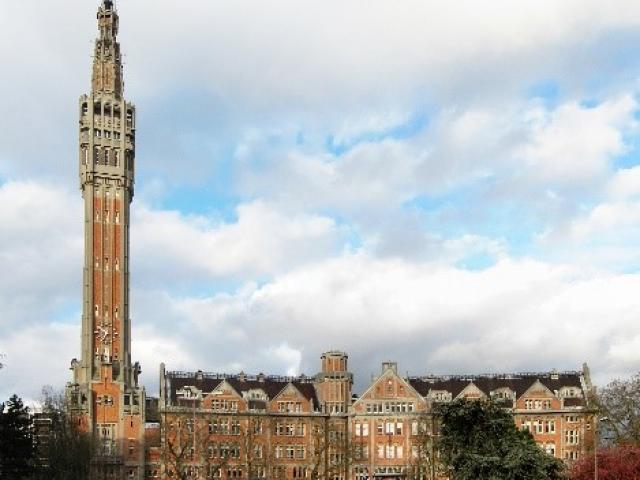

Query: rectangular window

[565,430,579,445]
[386,444,394,459]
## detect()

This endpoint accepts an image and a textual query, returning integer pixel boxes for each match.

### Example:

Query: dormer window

[431,391,452,402]
[559,387,580,398]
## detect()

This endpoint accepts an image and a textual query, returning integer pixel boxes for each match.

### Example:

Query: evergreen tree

[436,399,566,480]
[0,394,35,479]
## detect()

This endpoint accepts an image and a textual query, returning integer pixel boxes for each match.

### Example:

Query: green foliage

[0,394,35,480]
[436,399,566,480]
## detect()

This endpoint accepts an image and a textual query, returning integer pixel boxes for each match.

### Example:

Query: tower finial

[93,0,122,96]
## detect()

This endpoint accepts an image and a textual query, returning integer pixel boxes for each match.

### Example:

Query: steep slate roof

[408,372,583,400]
[166,371,320,410]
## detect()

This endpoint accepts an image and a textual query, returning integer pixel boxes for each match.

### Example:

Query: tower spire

[93,0,123,97]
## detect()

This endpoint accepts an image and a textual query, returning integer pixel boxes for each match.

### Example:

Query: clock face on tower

[97,326,110,342]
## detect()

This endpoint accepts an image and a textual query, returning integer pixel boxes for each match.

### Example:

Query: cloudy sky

[2,0,640,403]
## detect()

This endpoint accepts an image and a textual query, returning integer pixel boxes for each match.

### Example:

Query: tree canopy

[571,445,640,480]
[0,394,35,479]
[594,372,640,446]
[32,387,93,480]
[436,399,566,480]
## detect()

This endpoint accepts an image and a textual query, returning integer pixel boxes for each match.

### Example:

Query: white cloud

[607,166,640,199]
[132,200,342,283]
[0,322,78,405]
[0,182,82,329]
[137,255,640,393]
[2,1,640,404]
[568,202,640,240]
[516,96,637,186]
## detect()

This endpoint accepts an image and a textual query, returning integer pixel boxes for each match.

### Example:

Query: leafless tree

[594,372,640,446]
[308,417,353,480]
[163,412,232,480]
[405,414,437,480]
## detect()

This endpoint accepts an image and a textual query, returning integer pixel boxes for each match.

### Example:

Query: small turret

[316,351,353,414]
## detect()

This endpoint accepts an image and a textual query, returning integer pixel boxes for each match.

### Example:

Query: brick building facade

[67,3,596,480]
[153,356,595,480]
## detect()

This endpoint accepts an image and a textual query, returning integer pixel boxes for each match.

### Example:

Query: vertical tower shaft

[68,2,145,478]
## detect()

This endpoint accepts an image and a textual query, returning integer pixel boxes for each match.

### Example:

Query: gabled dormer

[352,362,427,415]
[490,387,516,406]
[176,385,202,402]
[516,379,561,411]
[202,379,244,412]
[270,382,312,414]
[455,382,487,400]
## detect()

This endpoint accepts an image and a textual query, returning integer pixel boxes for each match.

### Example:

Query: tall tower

[67,1,145,478]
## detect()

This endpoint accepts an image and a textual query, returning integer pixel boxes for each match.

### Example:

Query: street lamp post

[594,416,608,480]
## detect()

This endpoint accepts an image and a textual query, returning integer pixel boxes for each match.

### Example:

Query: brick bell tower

[67,1,146,478]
